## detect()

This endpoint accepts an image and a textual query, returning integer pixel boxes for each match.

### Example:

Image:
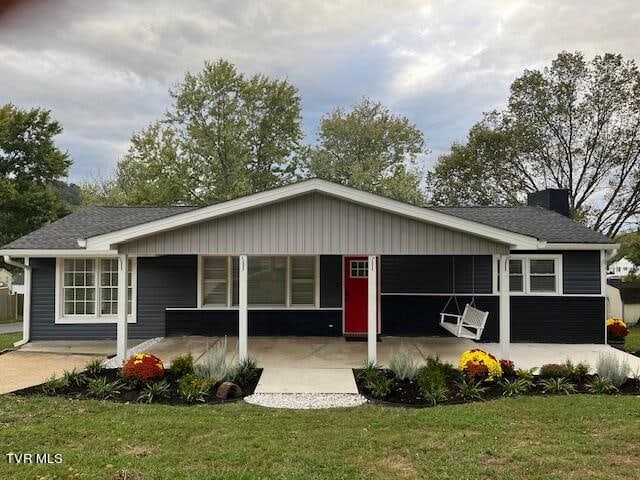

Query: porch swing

[439,257,489,340]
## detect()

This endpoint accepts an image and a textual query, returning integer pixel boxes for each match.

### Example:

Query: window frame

[55,257,137,324]
[495,254,563,295]
[198,255,320,309]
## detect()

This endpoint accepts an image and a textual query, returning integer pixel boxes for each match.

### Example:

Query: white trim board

[83,179,542,251]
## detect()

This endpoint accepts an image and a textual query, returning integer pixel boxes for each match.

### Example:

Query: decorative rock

[216,381,242,399]
[244,393,367,409]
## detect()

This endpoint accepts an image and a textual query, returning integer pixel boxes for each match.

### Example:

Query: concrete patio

[17,335,640,372]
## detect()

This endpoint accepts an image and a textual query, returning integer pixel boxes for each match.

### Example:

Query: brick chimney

[527,189,570,217]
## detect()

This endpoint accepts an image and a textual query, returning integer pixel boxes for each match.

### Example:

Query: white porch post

[367,255,377,364]
[498,254,510,359]
[116,253,129,364]
[239,254,248,361]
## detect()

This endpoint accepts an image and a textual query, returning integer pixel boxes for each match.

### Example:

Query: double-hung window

[290,256,316,305]
[200,256,318,308]
[499,255,561,294]
[59,258,135,322]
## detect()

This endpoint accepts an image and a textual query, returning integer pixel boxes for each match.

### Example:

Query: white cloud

[0,0,638,181]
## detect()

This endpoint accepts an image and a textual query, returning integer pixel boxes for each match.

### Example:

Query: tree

[102,60,303,206]
[301,97,427,205]
[428,52,640,236]
[0,104,71,245]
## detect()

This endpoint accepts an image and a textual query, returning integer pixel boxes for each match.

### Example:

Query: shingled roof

[2,206,198,250]
[432,205,614,244]
[1,195,614,251]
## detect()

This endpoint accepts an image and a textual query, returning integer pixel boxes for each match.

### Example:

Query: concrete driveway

[0,322,22,334]
[0,351,101,395]
[0,336,219,395]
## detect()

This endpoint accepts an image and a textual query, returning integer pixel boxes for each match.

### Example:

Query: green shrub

[62,368,87,388]
[195,337,232,381]
[388,346,420,380]
[85,359,103,377]
[539,377,575,395]
[138,379,171,403]
[86,377,123,400]
[169,354,195,378]
[418,360,450,405]
[229,358,259,387]
[456,378,486,401]
[365,375,392,399]
[420,381,449,406]
[359,361,383,384]
[178,374,215,403]
[41,375,67,395]
[515,368,536,382]
[587,376,619,395]
[500,378,532,397]
[569,361,590,382]
[596,353,631,388]
[538,363,571,379]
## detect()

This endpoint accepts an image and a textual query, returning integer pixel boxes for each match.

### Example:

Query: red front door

[344,256,371,333]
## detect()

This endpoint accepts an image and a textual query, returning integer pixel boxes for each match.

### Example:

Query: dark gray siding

[31,258,116,340]
[30,255,197,341]
[515,250,602,294]
[563,251,601,294]
[166,310,238,336]
[381,295,499,342]
[249,310,341,336]
[320,255,342,308]
[165,310,341,336]
[381,255,492,294]
[511,296,605,343]
[138,255,197,337]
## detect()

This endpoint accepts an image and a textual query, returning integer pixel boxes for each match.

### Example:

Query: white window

[63,259,96,316]
[248,257,287,306]
[497,255,561,294]
[58,257,136,323]
[529,259,557,292]
[199,256,318,308]
[350,260,368,278]
[509,259,524,292]
[290,256,316,305]
[202,257,230,306]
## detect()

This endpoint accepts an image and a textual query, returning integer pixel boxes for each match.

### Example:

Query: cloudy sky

[1,0,639,182]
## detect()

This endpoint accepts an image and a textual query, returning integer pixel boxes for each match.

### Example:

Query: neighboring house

[10,272,24,295]
[607,257,637,278]
[606,279,640,326]
[0,179,617,362]
[0,268,12,287]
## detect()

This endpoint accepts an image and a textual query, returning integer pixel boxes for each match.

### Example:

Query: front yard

[626,323,640,352]
[0,332,20,351]
[1,395,639,479]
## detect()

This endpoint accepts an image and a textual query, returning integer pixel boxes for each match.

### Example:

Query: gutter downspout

[4,255,30,347]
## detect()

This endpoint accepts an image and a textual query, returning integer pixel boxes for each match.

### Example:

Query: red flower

[122,353,164,383]
[464,360,489,380]
[499,359,515,376]
[607,322,629,339]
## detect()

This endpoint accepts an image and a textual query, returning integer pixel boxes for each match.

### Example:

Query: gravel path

[244,393,367,409]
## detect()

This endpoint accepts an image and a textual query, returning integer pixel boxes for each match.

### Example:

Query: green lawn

[626,324,640,352]
[0,332,21,350]
[1,395,639,479]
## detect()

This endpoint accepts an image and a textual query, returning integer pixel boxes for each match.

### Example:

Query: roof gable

[84,179,541,251]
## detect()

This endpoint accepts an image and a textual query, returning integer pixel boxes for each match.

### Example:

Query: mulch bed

[353,369,640,408]
[14,368,262,405]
